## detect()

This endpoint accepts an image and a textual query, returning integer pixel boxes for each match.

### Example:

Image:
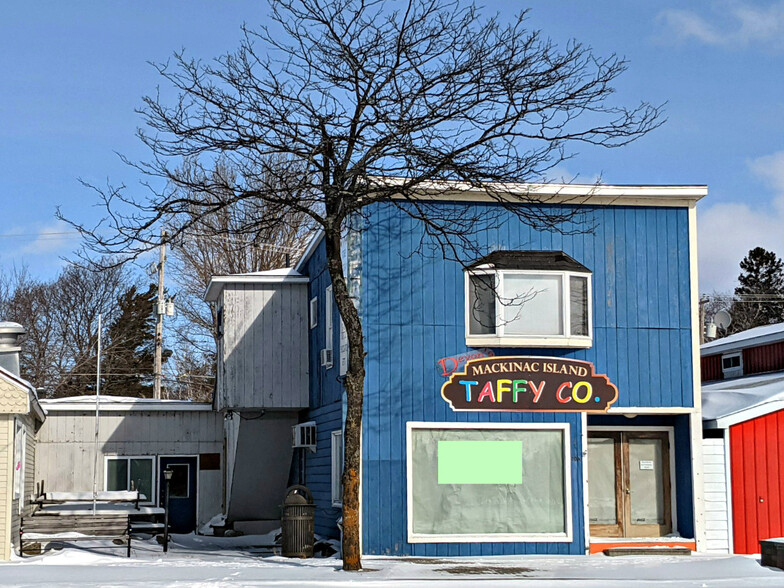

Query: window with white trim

[407,422,571,543]
[721,352,743,379]
[310,297,318,329]
[13,419,26,507]
[323,286,334,369]
[331,430,343,507]
[105,456,156,504]
[466,251,592,348]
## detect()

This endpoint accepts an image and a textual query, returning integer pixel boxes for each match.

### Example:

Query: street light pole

[163,468,173,553]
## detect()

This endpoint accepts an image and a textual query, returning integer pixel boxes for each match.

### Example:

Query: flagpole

[92,314,102,515]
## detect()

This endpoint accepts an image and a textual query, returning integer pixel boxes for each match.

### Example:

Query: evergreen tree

[728,247,784,334]
[101,284,160,397]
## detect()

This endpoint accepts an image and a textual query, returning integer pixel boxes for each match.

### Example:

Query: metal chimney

[0,322,25,376]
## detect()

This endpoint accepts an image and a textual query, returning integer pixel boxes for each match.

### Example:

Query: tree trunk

[324,228,365,571]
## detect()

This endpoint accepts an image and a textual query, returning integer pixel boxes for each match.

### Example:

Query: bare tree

[0,264,131,397]
[62,0,663,569]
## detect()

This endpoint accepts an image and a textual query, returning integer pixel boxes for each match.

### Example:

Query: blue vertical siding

[358,201,695,555]
[302,237,343,540]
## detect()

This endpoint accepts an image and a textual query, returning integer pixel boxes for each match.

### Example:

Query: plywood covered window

[466,251,591,348]
[406,422,572,543]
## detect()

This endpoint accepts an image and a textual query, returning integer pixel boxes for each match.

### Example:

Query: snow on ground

[2,535,784,587]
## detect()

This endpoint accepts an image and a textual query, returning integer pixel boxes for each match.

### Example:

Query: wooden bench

[20,512,132,557]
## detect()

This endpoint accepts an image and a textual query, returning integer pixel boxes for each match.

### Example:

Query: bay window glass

[503,274,563,335]
[408,424,570,542]
[468,275,495,335]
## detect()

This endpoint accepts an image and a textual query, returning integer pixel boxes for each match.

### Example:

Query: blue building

[210,181,708,556]
[295,181,707,556]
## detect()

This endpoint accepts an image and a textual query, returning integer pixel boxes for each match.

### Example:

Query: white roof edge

[294,230,325,273]
[372,178,708,201]
[204,271,309,302]
[40,396,214,412]
[704,399,784,429]
[701,329,784,356]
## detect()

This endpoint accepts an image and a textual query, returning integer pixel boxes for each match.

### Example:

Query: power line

[0,231,81,239]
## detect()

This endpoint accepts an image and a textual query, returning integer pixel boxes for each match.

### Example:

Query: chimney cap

[0,321,25,333]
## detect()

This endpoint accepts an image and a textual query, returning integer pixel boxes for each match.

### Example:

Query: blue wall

[302,236,343,539]
[358,201,695,555]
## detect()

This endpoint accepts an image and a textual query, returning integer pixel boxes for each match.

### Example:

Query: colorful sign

[441,356,618,412]
[436,349,494,377]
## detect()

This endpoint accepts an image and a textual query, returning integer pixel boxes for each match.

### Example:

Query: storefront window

[407,423,571,542]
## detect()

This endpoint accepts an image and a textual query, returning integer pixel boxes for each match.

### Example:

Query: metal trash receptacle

[281,485,315,558]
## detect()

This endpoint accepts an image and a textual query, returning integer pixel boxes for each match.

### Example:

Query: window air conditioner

[292,422,317,451]
[320,348,333,368]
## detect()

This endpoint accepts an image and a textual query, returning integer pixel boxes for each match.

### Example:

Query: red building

[702,323,784,554]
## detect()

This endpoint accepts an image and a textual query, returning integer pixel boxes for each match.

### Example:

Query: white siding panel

[220,283,308,409]
[701,438,730,553]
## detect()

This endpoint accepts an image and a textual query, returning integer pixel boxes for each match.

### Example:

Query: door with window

[587,431,672,537]
[159,456,198,533]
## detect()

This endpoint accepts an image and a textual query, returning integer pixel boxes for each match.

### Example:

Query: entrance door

[588,431,672,538]
[159,456,198,534]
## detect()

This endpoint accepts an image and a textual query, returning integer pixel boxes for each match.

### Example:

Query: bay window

[466,251,592,347]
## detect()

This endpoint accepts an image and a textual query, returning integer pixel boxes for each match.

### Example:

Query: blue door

[159,456,198,534]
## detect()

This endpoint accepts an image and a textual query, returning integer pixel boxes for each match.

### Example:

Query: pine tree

[728,247,784,333]
[101,284,159,397]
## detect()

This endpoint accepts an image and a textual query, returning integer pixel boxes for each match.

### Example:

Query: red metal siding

[701,355,723,382]
[730,410,784,554]
[743,342,784,376]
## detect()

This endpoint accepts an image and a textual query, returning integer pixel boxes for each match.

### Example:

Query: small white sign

[639,460,654,471]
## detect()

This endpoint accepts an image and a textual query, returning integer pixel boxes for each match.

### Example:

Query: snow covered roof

[702,370,784,428]
[40,395,214,412]
[204,267,309,301]
[701,322,784,356]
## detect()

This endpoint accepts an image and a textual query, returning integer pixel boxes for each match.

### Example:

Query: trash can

[281,485,315,558]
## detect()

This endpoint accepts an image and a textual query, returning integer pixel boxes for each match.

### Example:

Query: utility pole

[153,230,167,400]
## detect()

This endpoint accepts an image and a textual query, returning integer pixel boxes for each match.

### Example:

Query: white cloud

[698,150,784,292]
[659,2,784,49]
[17,221,79,256]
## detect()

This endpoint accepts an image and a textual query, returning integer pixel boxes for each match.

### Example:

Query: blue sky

[2,1,784,292]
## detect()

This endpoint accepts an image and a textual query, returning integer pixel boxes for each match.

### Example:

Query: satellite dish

[714,309,732,329]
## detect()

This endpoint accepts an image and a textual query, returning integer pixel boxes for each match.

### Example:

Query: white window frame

[324,286,334,369]
[310,296,318,329]
[721,352,743,379]
[406,421,573,543]
[13,418,26,508]
[331,430,343,507]
[465,269,592,348]
[104,455,156,505]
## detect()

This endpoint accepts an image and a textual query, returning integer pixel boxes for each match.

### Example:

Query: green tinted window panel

[437,440,523,484]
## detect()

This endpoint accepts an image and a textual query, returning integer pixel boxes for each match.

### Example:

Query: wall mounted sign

[441,356,618,412]
[436,349,495,378]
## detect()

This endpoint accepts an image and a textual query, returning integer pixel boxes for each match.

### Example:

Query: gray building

[205,268,309,534]
[36,396,222,533]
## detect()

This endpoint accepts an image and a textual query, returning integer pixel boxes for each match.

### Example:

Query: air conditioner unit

[320,348,333,368]
[292,422,317,451]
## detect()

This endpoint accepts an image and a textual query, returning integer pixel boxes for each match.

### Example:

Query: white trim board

[406,421,573,544]
[688,202,707,552]
[606,406,695,415]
